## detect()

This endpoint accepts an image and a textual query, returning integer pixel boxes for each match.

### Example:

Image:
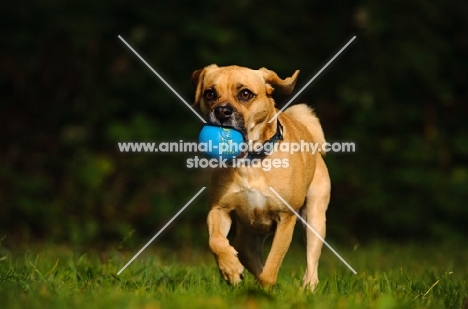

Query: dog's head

[192,64,299,142]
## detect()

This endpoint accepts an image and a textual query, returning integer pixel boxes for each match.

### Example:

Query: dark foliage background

[1,0,467,248]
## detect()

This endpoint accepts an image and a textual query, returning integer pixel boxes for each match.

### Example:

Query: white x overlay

[117,35,357,275]
[117,187,206,275]
[118,35,206,123]
[269,187,357,274]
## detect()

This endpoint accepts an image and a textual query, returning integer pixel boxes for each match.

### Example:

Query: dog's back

[284,104,326,155]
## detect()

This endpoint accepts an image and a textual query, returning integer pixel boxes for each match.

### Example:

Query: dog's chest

[235,171,269,210]
[245,187,267,211]
[235,188,275,233]
[231,173,278,233]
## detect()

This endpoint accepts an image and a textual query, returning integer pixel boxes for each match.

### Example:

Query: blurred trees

[1,0,467,247]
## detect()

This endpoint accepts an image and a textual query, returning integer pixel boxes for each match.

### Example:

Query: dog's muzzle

[208,104,247,139]
[214,105,233,122]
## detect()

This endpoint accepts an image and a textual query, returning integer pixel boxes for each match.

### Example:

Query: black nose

[214,105,233,121]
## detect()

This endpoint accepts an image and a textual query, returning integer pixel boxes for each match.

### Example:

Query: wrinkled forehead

[203,67,265,90]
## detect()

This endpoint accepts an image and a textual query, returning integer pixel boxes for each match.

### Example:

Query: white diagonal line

[268,187,357,274]
[118,35,206,124]
[268,36,356,123]
[117,187,206,275]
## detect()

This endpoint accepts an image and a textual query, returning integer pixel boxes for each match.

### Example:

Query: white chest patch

[246,188,267,210]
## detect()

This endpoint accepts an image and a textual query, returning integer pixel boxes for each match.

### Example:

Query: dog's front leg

[207,207,245,285]
[258,213,297,286]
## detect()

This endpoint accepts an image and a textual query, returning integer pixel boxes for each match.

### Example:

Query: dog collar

[246,120,284,160]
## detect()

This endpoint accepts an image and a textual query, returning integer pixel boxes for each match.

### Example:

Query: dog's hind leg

[302,154,330,290]
[234,224,265,278]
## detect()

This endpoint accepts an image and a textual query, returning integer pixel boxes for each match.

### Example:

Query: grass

[0,242,467,309]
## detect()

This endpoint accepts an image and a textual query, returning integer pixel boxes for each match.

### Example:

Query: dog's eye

[203,89,217,101]
[238,89,254,101]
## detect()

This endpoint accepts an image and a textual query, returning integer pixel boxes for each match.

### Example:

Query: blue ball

[198,125,244,160]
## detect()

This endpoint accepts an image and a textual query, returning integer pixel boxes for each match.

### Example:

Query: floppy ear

[191,64,218,107]
[191,69,204,108]
[259,68,300,95]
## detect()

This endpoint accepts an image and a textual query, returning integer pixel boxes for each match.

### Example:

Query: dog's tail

[284,104,326,156]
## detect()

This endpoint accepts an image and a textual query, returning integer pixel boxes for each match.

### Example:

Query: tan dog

[192,64,330,289]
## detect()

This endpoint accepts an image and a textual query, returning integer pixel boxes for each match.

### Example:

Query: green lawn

[1,242,466,308]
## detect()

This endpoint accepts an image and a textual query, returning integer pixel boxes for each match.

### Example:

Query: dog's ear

[191,64,218,107]
[191,69,204,108]
[259,68,300,95]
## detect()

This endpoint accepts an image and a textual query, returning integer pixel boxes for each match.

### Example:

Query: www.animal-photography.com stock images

[1,1,467,308]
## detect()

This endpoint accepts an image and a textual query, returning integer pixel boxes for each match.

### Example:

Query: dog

[191,64,330,289]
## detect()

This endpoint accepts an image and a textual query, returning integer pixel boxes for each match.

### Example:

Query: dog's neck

[246,119,283,160]
[248,106,281,141]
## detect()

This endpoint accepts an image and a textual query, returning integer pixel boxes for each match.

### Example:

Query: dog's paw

[216,247,245,285]
[302,271,319,291]
[257,272,277,287]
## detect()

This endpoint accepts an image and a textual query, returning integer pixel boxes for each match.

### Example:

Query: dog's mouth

[235,149,249,160]
[205,105,283,160]
[206,112,250,160]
